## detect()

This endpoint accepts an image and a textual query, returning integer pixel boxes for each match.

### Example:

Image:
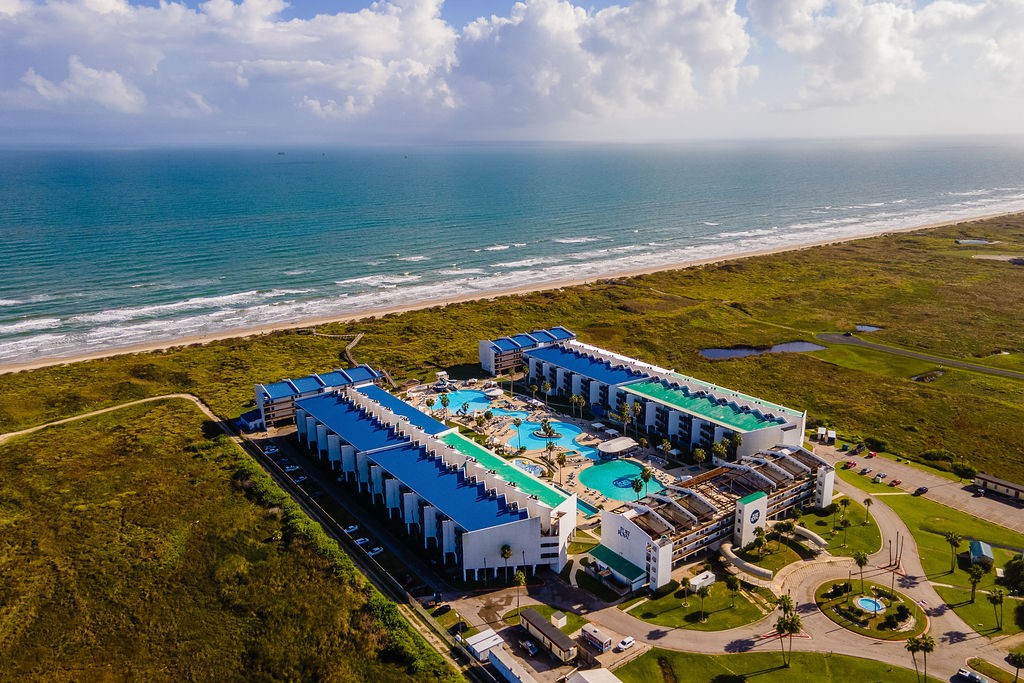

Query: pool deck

[411,380,697,519]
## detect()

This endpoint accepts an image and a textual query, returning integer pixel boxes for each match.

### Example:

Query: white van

[616,636,636,652]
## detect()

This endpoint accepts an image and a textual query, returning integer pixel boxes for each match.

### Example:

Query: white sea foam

[0,317,63,335]
[283,269,314,276]
[0,299,23,307]
[702,222,720,226]
[334,273,422,288]
[502,256,564,268]
[552,236,603,244]
[484,244,510,251]
[397,255,430,262]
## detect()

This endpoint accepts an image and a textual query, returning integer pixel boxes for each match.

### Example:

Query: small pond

[856,597,885,613]
[701,341,826,360]
[855,324,882,332]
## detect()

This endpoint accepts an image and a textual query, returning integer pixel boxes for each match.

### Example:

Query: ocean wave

[702,222,720,226]
[67,289,310,326]
[0,317,63,335]
[484,244,511,251]
[397,255,430,262]
[502,256,564,268]
[0,299,22,307]
[283,269,314,276]
[552,236,603,244]
[334,273,422,288]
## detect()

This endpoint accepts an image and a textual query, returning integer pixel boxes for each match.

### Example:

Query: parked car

[874,472,887,480]
[957,668,988,683]
[354,537,370,546]
[843,461,857,469]
[859,467,872,475]
[368,547,384,557]
[867,451,877,458]
[283,465,300,473]
[616,636,636,652]
[292,475,308,484]
[914,486,929,495]
[264,445,279,455]
[889,479,902,487]
[344,524,359,534]
[274,457,291,466]
[519,640,539,657]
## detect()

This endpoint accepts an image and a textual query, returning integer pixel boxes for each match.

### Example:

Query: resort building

[479,327,576,376]
[974,472,1024,502]
[292,382,577,579]
[592,444,834,589]
[254,365,382,428]
[504,336,804,459]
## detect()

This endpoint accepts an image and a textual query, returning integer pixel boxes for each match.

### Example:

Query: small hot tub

[856,597,884,613]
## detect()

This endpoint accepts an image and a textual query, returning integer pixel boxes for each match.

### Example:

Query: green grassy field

[814,581,929,640]
[503,604,588,635]
[0,400,455,682]
[616,648,943,683]
[932,586,1024,636]
[797,496,882,557]
[736,538,809,573]
[2,215,1023,482]
[629,581,765,630]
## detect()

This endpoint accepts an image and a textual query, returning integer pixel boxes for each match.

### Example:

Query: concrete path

[817,332,1024,380]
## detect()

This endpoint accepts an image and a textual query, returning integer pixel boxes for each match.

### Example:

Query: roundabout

[814,580,928,641]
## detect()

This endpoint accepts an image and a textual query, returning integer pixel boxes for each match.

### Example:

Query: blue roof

[357,385,450,436]
[511,333,537,347]
[492,338,522,352]
[969,540,994,559]
[343,365,381,383]
[529,329,557,343]
[263,380,298,400]
[296,394,407,453]
[290,375,325,393]
[524,345,649,386]
[371,443,529,532]
[548,326,575,340]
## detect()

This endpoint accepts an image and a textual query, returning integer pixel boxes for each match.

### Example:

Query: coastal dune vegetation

[1,214,1022,481]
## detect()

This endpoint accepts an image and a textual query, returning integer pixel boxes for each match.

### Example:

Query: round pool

[507,420,598,459]
[856,597,884,613]
[578,459,665,502]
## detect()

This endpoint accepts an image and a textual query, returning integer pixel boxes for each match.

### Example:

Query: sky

[0,0,1022,146]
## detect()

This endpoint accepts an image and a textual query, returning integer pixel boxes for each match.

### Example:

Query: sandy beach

[3,209,1019,376]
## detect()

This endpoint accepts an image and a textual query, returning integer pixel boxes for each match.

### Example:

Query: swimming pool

[513,458,545,477]
[577,499,600,518]
[578,459,665,502]
[427,389,528,418]
[507,420,598,459]
[856,597,884,613]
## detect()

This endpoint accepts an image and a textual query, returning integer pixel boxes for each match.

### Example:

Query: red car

[867,451,877,458]
[843,461,857,469]
[889,479,902,487]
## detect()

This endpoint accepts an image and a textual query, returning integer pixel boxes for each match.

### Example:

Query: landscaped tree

[501,544,513,583]
[919,633,936,683]
[697,585,711,622]
[513,569,527,615]
[775,612,802,667]
[510,365,521,396]
[945,531,963,573]
[439,393,451,418]
[753,535,767,558]
[988,588,1005,630]
[512,417,523,450]
[679,577,691,607]
[545,441,557,469]
[461,401,470,416]
[775,520,795,550]
[838,497,851,522]
[632,401,644,435]
[863,497,873,525]
[426,397,436,414]
[641,466,653,497]
[638,436,648,450]
[1007,648,1024,683]
[631,477,643,502]
[529,384,538,400]
[776,594,794,616]
[541,381,551,405]
[711,440,728,462]
[968,563,986,602]
[728,432,743,458]
[725,574,740,608]
[905,636,922,682]
[661,439,672,461]
[619,403,632,436]
[840,517,852,547]
[692,447,707,467]
[853,550,869,593]
[829,502,839,530]
[556,450,567,486]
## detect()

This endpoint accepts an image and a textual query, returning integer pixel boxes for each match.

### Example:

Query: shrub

[864,436,888,452]
[652,579,680,598]
[920,448,956,462]
[896,604,911,621]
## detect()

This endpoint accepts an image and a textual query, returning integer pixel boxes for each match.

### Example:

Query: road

[817,333,1024,380]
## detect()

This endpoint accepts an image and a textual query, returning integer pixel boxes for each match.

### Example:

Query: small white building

[464,628,504,661]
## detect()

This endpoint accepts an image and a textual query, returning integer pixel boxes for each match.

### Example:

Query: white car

[283,465,300,473]
[957,669,988,683]
[344,525,359,534]
[292,475,308,484]
[368,547,384,557]
[264,445,279,455]
[355,537,370,546]
[616,636,636,651]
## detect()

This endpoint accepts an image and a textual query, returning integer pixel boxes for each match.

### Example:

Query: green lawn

[736,538,808,573]
[834,465,901,494]
[503,604,588,635]
[933,586,1024,637]
[798,496,882,557]
[814,581,928,640]
[616,648,943,683]
[0,400,455,682]
[434,607,479,638]
[968,657,1018,683]
[630,581,766,631]
[880,494,1024,584]
[575,568,623,603]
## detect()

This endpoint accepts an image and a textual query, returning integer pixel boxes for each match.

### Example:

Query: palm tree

[945,531,963,573]
[968,563,986,602]
[619,403,632,436]
[640,466,653,497]
[988,588,1005,630]
[775,613,802,667]
[512,417,523,450]
[513,569,526,616]
[840,517,852,547]
[529,384,538,400]
[509,365,519,397]
[1006,649,1024,683]
[776,594,794,615]
[863,496,873,525]
[426,397,436,414]
[692,447,707,467]
[638,437,648,450]
[556,450,567,486]
[631,477,643,502]
[839,496,851,522]
[775,520,795,550]
[905,636,922,682]
[632,401,644,435]
[754,526,768,558]
[679,577,691,607]
[728,432,743,459]
[697,585,711,622]
[439,393,451,418]
[725,574,740,608]
[461,401,470,416]
[919,633,936,683]
[853,551,869,593]
[541,381,551,405]
[711,440,728,462]
[660,438,672,461]
[501,544,513,583]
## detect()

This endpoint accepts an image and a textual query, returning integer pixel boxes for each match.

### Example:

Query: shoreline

[3,209,1019,375]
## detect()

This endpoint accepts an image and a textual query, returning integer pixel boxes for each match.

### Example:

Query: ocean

[2,138,1024,367]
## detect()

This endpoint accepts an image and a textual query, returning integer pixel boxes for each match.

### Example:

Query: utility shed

[969,540,995,567]
[520,608,577,663]
[489,647,538,683]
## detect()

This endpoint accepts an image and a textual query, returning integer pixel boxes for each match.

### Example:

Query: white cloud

[19,56,146,113]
